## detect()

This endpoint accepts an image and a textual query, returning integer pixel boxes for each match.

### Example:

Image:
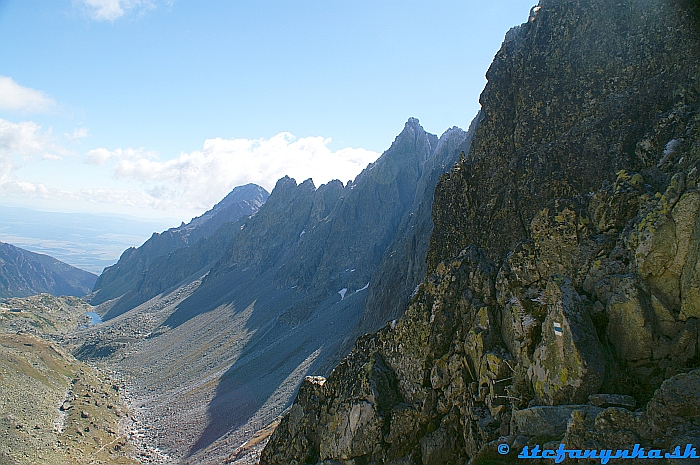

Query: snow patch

[355,282,369,293]
[338,288,347,300]
[664,139,680,156]
[658,139,681,167]
[411,283,422,298]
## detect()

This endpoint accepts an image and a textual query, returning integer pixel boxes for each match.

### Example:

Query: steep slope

[76,119,468,464]
[0,242,97,298]
[90,183,268,309]
[262,1,700,463]
[99,219,246,321]
[358,114,482,337]
[0,295,137,465]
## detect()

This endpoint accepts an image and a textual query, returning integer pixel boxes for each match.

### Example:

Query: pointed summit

[90,182,269,309]
[398,117,425,139]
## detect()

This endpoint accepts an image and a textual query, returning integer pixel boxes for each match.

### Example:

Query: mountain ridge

[74,118,470,464]
[89,183,269,313]
[0,241,97,298]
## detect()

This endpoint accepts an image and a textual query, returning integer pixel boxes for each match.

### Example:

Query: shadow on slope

[159,265,366,457]
[125,119,466,460]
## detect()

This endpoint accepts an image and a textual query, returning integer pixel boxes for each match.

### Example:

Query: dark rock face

[0,242,97,298]
[428,0,700,269]
[261,1,700,463]
[89,183,268,316]
[359,115,482,337]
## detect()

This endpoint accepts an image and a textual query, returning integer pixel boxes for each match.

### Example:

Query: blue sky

[0,0,535,223]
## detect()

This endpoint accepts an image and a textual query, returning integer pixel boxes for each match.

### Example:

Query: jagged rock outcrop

[89,183,268,315]
[0,242,97,298]
[261,1,700,463]
[77,119,469,464]
[358,114,482,336]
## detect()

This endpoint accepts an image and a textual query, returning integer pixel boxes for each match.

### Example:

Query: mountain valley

[2,1,700,464]
[62,118,472,464]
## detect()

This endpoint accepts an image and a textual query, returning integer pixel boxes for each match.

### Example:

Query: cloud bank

[0,76,56,114]
[0,118,68,179]
[65,127,89,141]
[88,133,380,211]
[0,121,379,217]
[77,0,156,21]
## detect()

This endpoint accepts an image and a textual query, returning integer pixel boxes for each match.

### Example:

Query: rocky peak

[90,183,269,310]
[387,117,438,164]
[434,126,470,163]
[261,1,700,463]
[211,183,267,211]
[269,175,298,193]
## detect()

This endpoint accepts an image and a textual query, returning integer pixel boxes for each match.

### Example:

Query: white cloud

[0,120,47,155]
[0,76,56,114]
[0,179,155,208]
[0,118,68,179]
[0,128,379,218]
[86,147,157,166]
[90,132,380,210]
[65,127,89,141]
[0,118,166,214]
[0,180,58,197]
[77,0,155,21]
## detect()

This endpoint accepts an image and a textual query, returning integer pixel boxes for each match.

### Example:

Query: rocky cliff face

[89,183,268,313]
[261,1,700,463]
[0,242,97,298]
[358,115,482,338]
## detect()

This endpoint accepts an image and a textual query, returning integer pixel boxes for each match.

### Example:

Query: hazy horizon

[0,205,177,274]
[0,0,535,223]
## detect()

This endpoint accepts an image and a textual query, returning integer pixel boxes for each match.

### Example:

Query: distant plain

[0,206,177,274]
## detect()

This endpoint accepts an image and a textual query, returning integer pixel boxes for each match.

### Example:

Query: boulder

[528,277,605,405]
[513,405,603,438]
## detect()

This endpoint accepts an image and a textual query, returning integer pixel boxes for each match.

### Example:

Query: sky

[0,0,536,224]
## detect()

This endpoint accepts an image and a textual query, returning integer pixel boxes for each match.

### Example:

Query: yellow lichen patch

[616,169,631,182]
[630,173,644,187]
